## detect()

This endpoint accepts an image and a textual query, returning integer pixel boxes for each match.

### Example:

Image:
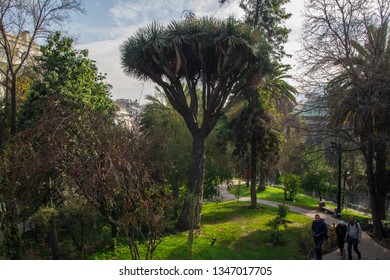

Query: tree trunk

[318,191,322,201]
[49,219,60,260]
[0,114,4,147]
[375,142,388,220]
[258,166,266,191]
[172,176,180,199]
[177,134,206,230]
[109,221,118,239]
[365,141,384,239]
[350,151,356,204]
[246,156,250,188]
[10,76,17,135]
[249,125,258,208]
[249,90,258,209]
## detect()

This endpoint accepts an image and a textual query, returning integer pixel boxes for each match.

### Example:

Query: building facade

[114,99,142,129]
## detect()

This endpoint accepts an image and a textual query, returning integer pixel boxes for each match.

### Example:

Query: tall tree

[220,65,296,195]
[219,0,291,59]
[326,23,390,238]
[0,0,84,138]
[302,0,390,239]
[256,64,296,190]
[121,17,270,230]
[19,31,116,128]
[220,0,293,207]
[0,32,115,259]
[141,88,234,201]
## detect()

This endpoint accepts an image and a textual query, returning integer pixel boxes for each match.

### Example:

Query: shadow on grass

[159,226,310,260]
[158,207,313,260]
[233,227,309,260]
[90,201,322,260]
[202,202,275,225]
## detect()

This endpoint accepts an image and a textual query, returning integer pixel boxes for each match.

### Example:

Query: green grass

[90,201,313,260]
[230,185,320,209]
[341,209,370,219]
[229,184,371,220]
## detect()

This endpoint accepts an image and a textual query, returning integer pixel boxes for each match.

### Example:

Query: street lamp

[342,168,351,209]
[330,142,342,219]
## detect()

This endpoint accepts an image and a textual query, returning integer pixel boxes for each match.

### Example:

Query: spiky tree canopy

[121,16,270,136]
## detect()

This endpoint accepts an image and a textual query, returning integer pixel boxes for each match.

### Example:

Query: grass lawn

[341,209,370,220]
[229,184,371,219]
[90,201,314,260]
[229,184,320,209]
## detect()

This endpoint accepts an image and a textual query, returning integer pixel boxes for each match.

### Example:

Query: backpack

[347,221,360,237]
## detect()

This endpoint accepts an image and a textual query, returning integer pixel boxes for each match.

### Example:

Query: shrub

[299,223,337,258]
[234,184,242,202]
[280,173,302,201]
[268,204,291,246]
[277,204,290,221]
[301,172,335,201]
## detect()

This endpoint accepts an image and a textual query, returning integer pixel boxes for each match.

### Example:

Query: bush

[24,203,110,260]
[277,204,289,221]
[299,225,315,258]
[234,184,242,202]
[301,172,334,201]
[356,217,373,232]
[299,224,337,258]
[280,174,302,201]
[382,219,390,233]
[341,216,390,234]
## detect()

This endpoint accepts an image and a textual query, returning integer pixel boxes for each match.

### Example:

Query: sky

[67,0,306,103]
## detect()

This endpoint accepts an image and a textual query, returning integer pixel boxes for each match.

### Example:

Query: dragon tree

[120,16,270,230]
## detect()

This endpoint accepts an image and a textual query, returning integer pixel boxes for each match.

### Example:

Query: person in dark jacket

[311,214,328,260]
[336,221,348,259]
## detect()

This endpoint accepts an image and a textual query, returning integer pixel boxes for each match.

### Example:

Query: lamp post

[330,142,342,218]
[342,168,350,209]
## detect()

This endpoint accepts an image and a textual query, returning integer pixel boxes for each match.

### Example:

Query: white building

[0,31,40,96]
[297,86,329,145]
[114,99,142,129]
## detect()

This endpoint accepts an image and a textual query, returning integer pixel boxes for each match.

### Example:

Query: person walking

[336,221,348,259]
[347,216,362,260]
[312,214,328,260]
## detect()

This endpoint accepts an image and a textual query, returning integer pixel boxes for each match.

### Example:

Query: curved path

[218,183,390,260]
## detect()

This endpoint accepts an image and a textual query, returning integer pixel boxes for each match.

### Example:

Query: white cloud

[109,0,186,26]
[73,0,243,102]
[73,0,305,102]
[285,0,305,44]
[109,0,242,26]
[283,1,305,86]
[77,36,155,102]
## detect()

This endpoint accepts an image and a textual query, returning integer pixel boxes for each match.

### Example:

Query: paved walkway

[218,183,390,260]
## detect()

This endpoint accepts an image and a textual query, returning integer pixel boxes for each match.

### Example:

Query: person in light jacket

[347,216,362,260]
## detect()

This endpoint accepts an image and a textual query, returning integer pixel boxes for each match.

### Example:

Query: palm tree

[225,62,296,207]
[121,16,270,230]
[327,23,390,239]
[140,87,192,200]
[220,0,293,208]
[256,64,297,191]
